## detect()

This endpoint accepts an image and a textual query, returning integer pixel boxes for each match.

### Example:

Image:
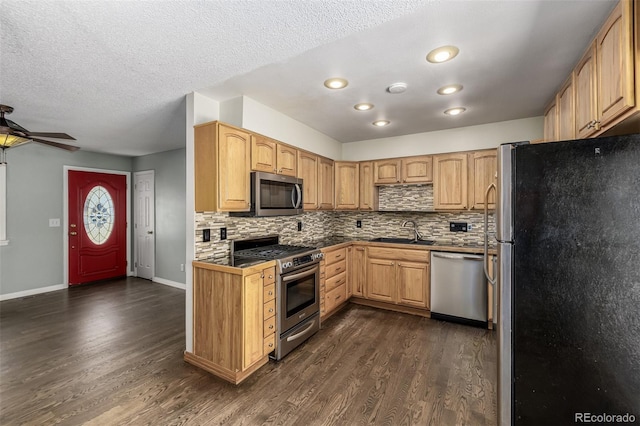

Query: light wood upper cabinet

[335,161,359,210]
[194,121,251,212]
[543,99,558,142]
[557,75,576,141]
[574,41,599,139]
[359,161,377,211]
[374,159,401,184]
[251,135,297,177]
[468,149,497,210]
[596,0,635,128]
[277,144,297,177]
[433,153,468,210]
[297,150,319,210]
[318,156,334,210]
[402,156,433,183]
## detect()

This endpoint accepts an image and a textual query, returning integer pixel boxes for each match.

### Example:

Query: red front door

[68,170,127,285]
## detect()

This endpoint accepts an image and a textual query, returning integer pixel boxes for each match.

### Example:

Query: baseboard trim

[0,284,67,301]
[153,277,186,290]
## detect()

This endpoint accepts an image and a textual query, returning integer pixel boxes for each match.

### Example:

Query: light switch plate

[49,218,61,227]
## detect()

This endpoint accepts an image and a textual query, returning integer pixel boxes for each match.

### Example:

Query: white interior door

[135,171,154,280]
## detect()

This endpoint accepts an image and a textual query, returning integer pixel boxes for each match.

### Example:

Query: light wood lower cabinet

[364,246,430,310]
[349,245,366,297]
[321,246,348,319]
[186,261,276,385]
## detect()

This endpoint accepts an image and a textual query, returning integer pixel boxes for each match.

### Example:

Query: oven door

[278,263,320,333]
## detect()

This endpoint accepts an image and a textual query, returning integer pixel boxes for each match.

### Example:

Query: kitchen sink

[369,237,435,245]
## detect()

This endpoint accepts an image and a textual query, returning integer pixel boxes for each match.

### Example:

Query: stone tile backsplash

[195,183,495,260]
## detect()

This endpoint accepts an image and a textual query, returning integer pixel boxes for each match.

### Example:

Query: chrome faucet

[402,220,423,242]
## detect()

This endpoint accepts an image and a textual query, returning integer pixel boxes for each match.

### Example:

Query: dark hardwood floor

[0,277,497,425]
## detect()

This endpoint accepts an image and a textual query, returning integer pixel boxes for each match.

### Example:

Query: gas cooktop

[231,236,323,273]
[233,244,315,260]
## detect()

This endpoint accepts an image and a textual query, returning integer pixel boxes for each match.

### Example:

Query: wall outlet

[450,222,468,232]
[203,229,211,242]
[297,221,303,231]
[356,220,362,228]
[467,224,473,231]
[180,264,185,272]
[49,218,61,227]
[220,227,227,240]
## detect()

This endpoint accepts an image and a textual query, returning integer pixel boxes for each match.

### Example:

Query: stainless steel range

[232,236,323,360]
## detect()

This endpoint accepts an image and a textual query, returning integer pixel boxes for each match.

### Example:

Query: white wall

[185,91,219,353]
[219,97,244,127]
[241,96,342,159]
[341,116,544,160]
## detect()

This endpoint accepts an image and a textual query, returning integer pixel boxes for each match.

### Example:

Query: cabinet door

[433,153,468,210]
[243,271,264,369]
[277,144,297,177]
[298,151,318,210]
[468,150,497,210]
[557,76,575,141]
[402,156,433,183]
[350,245,366,297]
[194,122,217,212]
[218,124,251,211]
[574,42,598,139]
[596,0,635,128]
[397,261,429,309]
[318,157,334,210]
[374,159,401,184]
[543,100,558,142]
[366,258,395,303]
[251,135,277,173]
[359,161,377,211]
[335,162,359,210]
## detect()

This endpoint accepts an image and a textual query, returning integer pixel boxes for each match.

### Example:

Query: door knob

[147,231,153,234]
[69,231,77,236]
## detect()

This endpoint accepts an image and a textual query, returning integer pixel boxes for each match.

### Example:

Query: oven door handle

[281,264,318,282]
[286,318,317,342]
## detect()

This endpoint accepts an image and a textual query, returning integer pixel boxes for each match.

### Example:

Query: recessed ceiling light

[372,120,390,127]
[354,103,374,111]
[437,84,463,95]
[324,78,348,89]
[387,82,407,94]
[426,46,460,63]
[444,107,466,116]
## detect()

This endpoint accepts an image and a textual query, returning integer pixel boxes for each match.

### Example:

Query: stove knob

[283,261,293,269]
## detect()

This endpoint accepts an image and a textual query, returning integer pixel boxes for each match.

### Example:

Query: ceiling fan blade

[30,138,80,151]
[24,131,76,140]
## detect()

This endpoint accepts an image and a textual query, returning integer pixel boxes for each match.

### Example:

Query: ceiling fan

[0,104,79,162]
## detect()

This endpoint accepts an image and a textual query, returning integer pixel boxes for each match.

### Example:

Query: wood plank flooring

[0,277,496,425]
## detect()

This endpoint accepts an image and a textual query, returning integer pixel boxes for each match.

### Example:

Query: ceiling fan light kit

[0,105,79,160]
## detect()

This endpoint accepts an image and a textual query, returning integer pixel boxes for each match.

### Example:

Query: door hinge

[134,262,137,268]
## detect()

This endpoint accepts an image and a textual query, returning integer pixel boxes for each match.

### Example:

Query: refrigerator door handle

[484,183,497,286]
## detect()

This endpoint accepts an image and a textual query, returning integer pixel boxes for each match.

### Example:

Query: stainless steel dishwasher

[430,251,487,327]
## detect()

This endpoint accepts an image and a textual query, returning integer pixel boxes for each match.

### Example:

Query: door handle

[147,231,153,234]
[69,231,78,236]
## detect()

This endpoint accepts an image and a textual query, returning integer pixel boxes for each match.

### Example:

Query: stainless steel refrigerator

[496,135,640,425]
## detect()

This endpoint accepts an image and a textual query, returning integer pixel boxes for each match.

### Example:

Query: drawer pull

[335,295,341,300]
[335,254,342,258]
[335,267,341,271]
[269,325,274,330]
[268,291,273,296]
[269,343,274,348]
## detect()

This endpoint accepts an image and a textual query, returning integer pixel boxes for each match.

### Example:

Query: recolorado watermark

[575,412,636,423]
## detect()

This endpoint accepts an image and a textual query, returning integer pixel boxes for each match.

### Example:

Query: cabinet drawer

[263,299,276,320]
[325,270,347,292]
[263,315,276,337]
[263,333,276,355]
[263,267,276,285]
[263,283,276,302]
[324,248,346,265]
[367,246,429,263]
[325,283,347,313]
[325,259,346,278]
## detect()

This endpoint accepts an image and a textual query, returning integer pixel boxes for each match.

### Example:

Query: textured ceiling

[1,0,617,156]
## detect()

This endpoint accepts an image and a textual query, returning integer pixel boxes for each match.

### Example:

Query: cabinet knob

[268,291,273,296]
[261,274,264,278]
[336,295,341,300]
[269,275,273,279]
[269,308,274,313]
[269,324,274,330]
[269,343,274,348]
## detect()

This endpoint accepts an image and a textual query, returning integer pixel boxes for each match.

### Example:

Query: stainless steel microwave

[233,172,303,217]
